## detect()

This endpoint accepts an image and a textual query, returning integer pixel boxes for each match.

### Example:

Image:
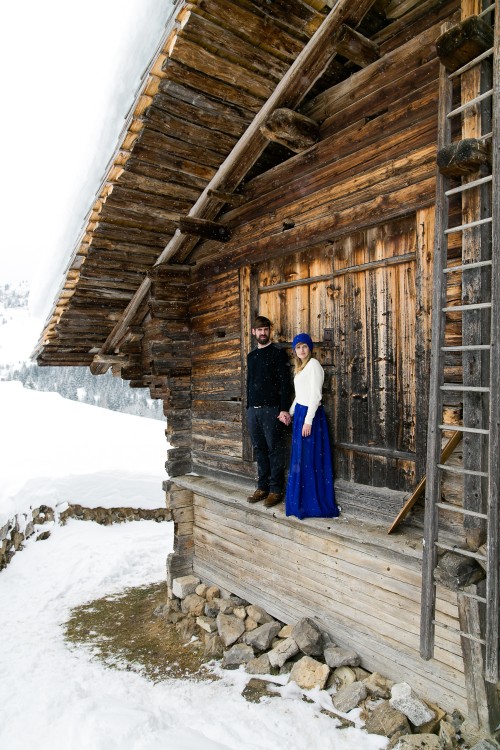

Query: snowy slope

[0,381,168,524]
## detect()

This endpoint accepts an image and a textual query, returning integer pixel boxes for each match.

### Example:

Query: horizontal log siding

[189,486,467,714]
[190,18,449,272]
[190,269,253,478]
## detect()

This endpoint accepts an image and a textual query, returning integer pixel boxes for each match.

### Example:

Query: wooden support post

[164,481,195,593]
[240,265,253,463]
[260,108,320,152]
[179,217,232,243]
[458,582,500,734]
[335,23,380,67]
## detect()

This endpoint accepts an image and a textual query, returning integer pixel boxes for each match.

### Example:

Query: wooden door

[252,214,432,493]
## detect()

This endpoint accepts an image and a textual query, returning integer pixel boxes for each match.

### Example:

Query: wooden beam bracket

[260,108,320,153]
[436,16,494,73]
[207,189,247,207]
[437,138,491,176]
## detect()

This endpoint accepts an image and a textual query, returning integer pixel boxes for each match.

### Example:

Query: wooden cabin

[35,0,500,734]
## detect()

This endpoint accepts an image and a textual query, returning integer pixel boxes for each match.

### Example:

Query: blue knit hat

[292,333,313,351]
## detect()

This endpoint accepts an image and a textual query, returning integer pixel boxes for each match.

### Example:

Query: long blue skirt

[285,403,340,520]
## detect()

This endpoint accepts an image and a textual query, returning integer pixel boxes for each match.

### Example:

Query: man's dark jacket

[246,344,291,411]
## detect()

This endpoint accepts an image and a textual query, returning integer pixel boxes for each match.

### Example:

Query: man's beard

[258,334,270,345]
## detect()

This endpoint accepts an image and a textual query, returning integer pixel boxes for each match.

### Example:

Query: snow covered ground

[0,381,386,749]
[0,520,387,750]
[0,381,167,525]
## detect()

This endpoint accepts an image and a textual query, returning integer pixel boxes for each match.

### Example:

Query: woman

[282,333,340,520]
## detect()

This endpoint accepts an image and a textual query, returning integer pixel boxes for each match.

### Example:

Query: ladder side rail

[485,0,500,684]
[461,12,491,552]
[420,59,453,661]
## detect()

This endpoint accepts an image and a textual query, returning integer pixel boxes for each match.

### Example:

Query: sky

[0,0,175,329]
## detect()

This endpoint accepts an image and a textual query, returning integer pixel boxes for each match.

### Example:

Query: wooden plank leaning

[387,431,462,534]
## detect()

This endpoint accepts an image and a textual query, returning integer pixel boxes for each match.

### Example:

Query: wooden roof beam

[90,0,380,375]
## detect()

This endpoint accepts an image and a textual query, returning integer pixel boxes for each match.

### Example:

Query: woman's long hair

[294,349,312,375]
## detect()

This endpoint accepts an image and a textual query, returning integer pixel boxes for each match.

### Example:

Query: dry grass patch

[64,581,214,682]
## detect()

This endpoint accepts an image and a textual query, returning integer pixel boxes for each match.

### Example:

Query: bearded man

[246,315,292,508]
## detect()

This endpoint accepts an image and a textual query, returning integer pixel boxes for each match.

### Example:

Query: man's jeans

[247,406,286,494]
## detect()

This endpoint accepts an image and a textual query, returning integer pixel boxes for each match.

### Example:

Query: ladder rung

[445,217,492,234]
[435,542,488,562]
[441,345,491,351]
[443,260,492,273]
[459,590,487,604]
[445,175,492,196]
[437,466,489,478]
[432,622,486,645]
[442,302,492,312]
[437,502,488,517]
[440,384,489,392]
[479,3,495,17]
[448,47,493,79]
[479,131,493,141]
[447,89,493,118]
[439,424,489,435]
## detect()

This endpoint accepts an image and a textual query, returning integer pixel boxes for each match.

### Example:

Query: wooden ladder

[420,2,500,685]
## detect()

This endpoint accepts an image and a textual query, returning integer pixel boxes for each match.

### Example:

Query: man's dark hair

[253,315,271,329]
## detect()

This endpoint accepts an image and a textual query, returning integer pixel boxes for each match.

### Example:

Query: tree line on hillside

[2,362,164,421]
[0,280,164,421]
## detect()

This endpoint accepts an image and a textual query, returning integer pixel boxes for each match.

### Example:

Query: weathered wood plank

[194,497,459,620]
[193,523,466,678]
[194,518,464,663]
[302,20,442,123]
[195,553,467,713]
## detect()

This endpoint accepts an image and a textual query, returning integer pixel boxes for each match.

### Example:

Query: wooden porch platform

[171,473,468,714]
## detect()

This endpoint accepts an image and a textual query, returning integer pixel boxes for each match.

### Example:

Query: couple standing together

[246,315,340,521]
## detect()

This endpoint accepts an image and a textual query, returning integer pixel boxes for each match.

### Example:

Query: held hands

[278,411,291,426]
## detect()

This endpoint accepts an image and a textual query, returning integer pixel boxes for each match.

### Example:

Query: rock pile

[167,575,499,750]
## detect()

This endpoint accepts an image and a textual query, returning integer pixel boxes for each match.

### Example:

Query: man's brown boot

[247,488,268,504]
[264,492,283,508]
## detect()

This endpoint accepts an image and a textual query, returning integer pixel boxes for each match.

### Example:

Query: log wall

[189,268,255,480]
[181,1,470,529]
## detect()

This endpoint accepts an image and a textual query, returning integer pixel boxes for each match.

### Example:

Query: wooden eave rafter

[88,0,382,376]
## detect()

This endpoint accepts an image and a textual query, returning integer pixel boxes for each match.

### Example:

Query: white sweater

[289,357,324,425]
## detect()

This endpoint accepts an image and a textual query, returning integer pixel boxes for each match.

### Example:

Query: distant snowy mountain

[0,281,164,420]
